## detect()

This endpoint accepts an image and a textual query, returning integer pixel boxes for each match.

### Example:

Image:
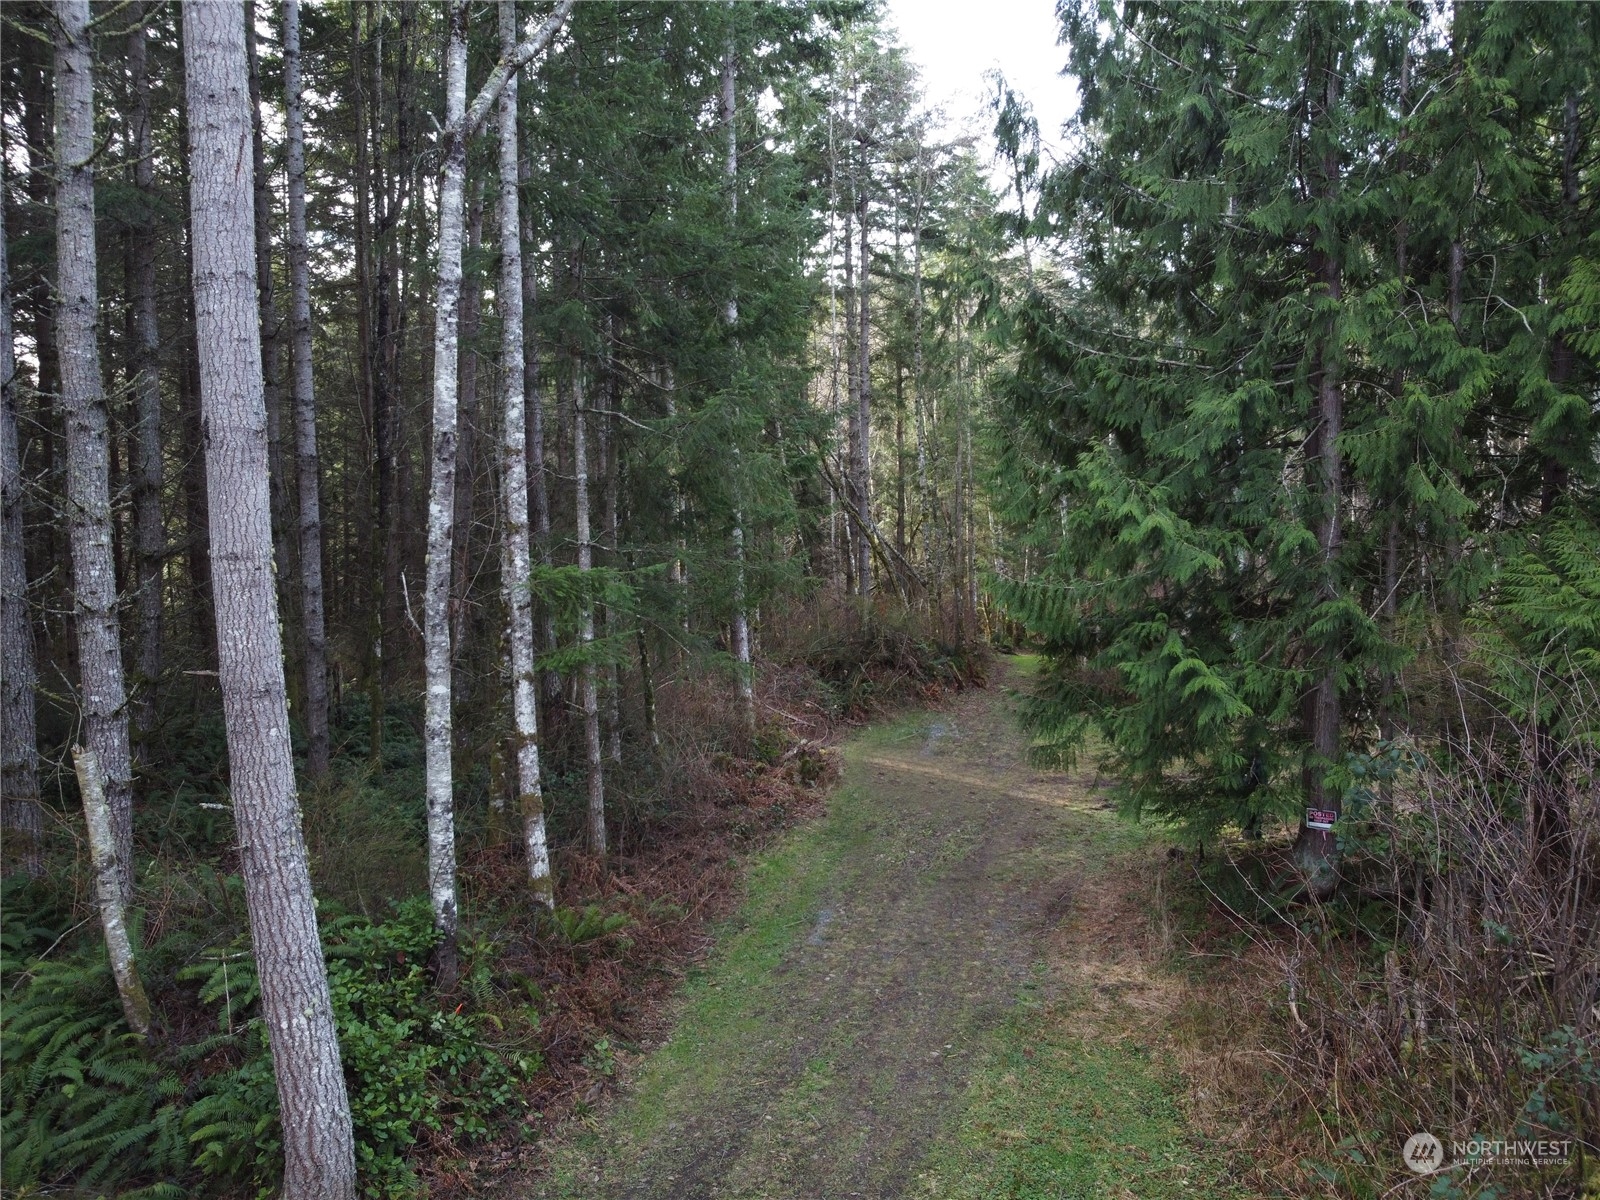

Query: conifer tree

[55,0,135,900]
[182,2,357,1190]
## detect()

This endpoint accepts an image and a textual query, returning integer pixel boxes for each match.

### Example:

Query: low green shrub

[2,895,541,1199]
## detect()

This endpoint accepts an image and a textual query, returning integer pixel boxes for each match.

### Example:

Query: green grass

[914,967,1241,1199]
[543,782,877,1189]
[534,664,1241,1199]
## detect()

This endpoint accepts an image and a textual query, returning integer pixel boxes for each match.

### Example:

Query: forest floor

[515,658,1245,1199]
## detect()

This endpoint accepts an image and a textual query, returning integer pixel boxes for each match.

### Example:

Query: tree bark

[177,96,217,669]
[841,127,858,601]
[598,373,624,763]
[182,5,357,1195]
[1,174,42,876]
[127,3,164,756]
[910,155,939,621]
[518,148,562,718]
[722,47,757,736]
[423,0,573,975]
[423,0,472,984]
[1291,36,1344,899]
[285,0,332,781]
[573,366,607,856]
[247,5,295,638]
[497,0,554,908]
[856,142,874,603]
[350,2,383,760]
[74,747,151,1036]
[55,0,135,902]
[450,186,486,674]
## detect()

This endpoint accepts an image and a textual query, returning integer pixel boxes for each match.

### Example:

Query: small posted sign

[1306,808,1337,831]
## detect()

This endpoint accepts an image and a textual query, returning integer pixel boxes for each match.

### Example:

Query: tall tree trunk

[910,158,939,621]
[1,176,42,876]
[177,97,216,670]
[55,0,135,902]
[1379,43,1411,804]
[630,550,660,751]
[573,366,606,856]
[182,6,357,1195]
[450,185,486,668]
[421,0,575,943]
[951,333,965,644]
[721,46,756,736]
[1292,37,1344,899]
[285,0,331,781]
[350,2,383,761]
[423,0,471,985]
[841,137,857,601]
[17,31,60,606]
[664,370,690,635]
[518,148,562,718]
[179,298,214,663]
[826,107,846,595]
[372,3,408,697]
[855,141,873,603]
[127,4,164,756]
[894,366,906,559]
[599,382,623,763]
[497,0,553,908]
[246,5,295,642]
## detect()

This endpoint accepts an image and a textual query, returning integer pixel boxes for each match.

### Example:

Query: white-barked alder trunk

[496,0,554,908]
[423,0,471,983]
[73,747,151,1036]
[423,0,575,962]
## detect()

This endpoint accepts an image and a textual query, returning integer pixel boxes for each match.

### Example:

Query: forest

[0,2,1595,1198]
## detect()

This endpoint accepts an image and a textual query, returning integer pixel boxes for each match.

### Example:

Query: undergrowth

[1,602,986,1198]
[1157,722,1600,1200]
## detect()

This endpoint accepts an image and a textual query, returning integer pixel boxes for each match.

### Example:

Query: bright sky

[881,0,1078,167]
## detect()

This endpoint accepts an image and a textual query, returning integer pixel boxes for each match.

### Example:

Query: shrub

[2,896,540,1200]
[184,897,540,1198]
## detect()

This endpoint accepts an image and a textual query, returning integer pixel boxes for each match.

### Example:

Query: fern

[1,954,186,1193]
[549,903,631,945]
[1475,510,1600,744]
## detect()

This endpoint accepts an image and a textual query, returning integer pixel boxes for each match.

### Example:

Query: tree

[126,0,165,756]
[55,0,135,900]
[1,159,42,876]
[496,0,554,908]
[284,0,332,782]
[992,3,1396,871]
[423,0,574,976]
[182,4,356,1193]
[992,0,1598,880]
[722,42,756,736]
[573,351,607,856]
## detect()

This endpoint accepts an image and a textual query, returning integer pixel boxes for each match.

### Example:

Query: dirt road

[532,660,1237,1199]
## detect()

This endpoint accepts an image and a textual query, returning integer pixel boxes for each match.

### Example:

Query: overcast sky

[881,0,1078,166]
